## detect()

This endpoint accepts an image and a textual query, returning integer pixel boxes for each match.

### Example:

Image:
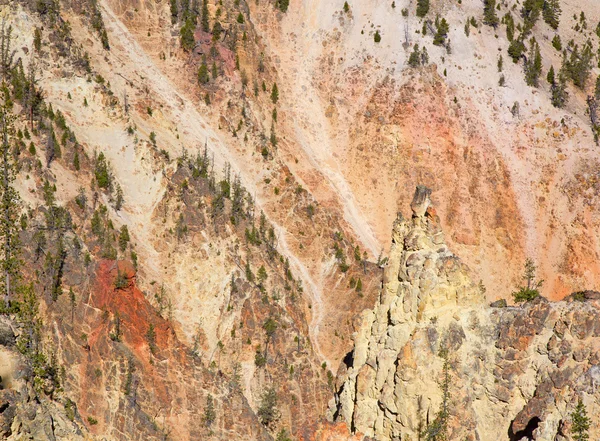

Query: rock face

[330,187,600,441]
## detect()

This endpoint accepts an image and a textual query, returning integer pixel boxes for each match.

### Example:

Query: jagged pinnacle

[410,185,432,218]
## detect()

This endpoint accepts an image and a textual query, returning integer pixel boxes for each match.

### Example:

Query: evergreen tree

[33,28,42,52]
[504,13,515,41]
[276,428,292,441]
[257,387,280,427]
[521,0,544,34]
[549,65,568,108]
[567,41,594,89]
[0,23,15,83]
[257,265,267,284]
[433,17,449,46]
[180,17,196,51]
[408,44,421,67]
[118,225,130,252]
[198,56,209,84]
[524,39,542,87]
[170,0,178,24]
[0,91,20,304]
[483,0,499,28]
[571,399,590,441]
[212,21,222,41]
[201,0,210,32]
[422,349,451,440]
[542,0,560,30]
[270,82,279,104]
[46,128,59,167]
[114,183,124,210]
[512,258,543,302]
[552,34,562,51]
[547,65,555,84]
[203,394,216,427]
[416,0,429,18]
[276,0,289,12]
[95,152,111,189]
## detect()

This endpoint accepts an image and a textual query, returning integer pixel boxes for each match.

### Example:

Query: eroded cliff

[330,187,600,441]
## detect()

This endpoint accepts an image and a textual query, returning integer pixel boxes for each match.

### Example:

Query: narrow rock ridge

[329,187,600,441]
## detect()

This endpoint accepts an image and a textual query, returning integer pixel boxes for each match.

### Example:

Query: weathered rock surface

[329,187,600,441]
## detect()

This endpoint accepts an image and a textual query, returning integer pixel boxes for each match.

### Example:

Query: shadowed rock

[410,185,432,217]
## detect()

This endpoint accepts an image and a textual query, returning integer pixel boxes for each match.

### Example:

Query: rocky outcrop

[0,319,89,441]
[329,187,600,441]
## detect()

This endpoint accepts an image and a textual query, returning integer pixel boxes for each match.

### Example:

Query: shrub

[254,349,266,367]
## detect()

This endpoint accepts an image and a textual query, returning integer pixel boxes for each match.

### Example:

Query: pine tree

[257,387,280,427]
[504,13,515,41]
[483,0,499,28]
[547,65,568,109]
[416,0,429,18]
[46,128,59,167]
[547,65,555,84]
[422,349,451,440]
[276,0,289,12]
[0,23,15,83]
[0,91,20,305]
[114,183,124,210]
[180,17,196,51]
[521,0,544,33]
[524,39,542,87]
[512,258,543,302]
[542,0,561,30]
[201,0,210,32]
[552,34,562,50]
[270,82,279,104]
[33,28,42,52]
[203,394,216,427]
[571,399,590,441]
[170,0,178,24]
[433,17,449,46]
[407,44,424,67]
[198,56,209,84]
[73,149,80,170]
[568,41,594,89]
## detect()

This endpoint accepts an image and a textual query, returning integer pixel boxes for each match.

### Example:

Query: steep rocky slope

[0,0,600,439]
[330,187,600,441]
[250,0,600,301]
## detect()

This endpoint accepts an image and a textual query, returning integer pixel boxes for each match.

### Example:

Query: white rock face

[330,187,600,441]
